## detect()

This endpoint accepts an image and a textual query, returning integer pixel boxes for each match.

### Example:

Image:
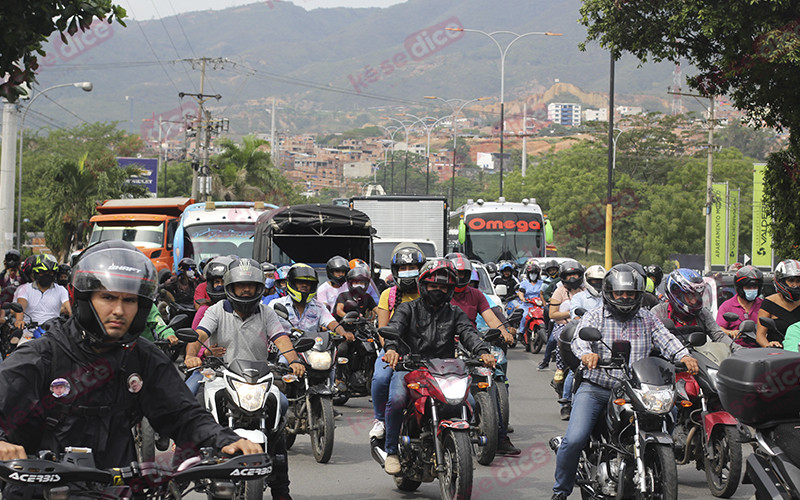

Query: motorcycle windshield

[630,357,675,388]
[228,359,272,383]
[425,358,468,378]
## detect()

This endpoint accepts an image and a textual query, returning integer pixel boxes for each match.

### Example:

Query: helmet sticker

[50,378,70,398]
[127,373,143,393]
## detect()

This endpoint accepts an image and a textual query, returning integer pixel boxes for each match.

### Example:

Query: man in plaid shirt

[550,264,699,500]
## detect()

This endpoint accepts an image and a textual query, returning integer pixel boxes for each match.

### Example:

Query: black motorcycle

[333,310,379,405]
[552,326,703,500]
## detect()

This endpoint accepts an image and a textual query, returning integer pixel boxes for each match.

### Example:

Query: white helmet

[584,265,607,296]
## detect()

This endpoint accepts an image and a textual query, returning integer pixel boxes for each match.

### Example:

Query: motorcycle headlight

[306,350,333,371]
[473,366,493,377]
[231,380,269,412]
[491,346,505,363]
[437,376,470,405]
[706,368,719,392]
[632,384,675,415]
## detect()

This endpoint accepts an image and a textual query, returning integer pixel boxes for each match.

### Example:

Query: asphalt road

[186,346,756,499]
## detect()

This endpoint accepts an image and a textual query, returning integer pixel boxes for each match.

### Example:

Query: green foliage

[317,126,383,147]
[763,149,800,258]
[716,121,781,161]
[0,0,126,101]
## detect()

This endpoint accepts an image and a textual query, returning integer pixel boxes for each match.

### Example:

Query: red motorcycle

[521,297,546,354]
[371,330,479,500]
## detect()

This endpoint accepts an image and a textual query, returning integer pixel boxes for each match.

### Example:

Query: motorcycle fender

[703,411,737,441]
[308,384,333,397]
[235,428,266,444]
[745,453,794,500]
[437,419,470,436]
[639,430,673,446]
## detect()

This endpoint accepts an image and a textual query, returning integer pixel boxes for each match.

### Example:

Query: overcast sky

[122,0,403,20]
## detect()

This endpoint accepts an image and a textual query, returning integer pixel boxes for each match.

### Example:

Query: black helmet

[544,259,560,277]
[56,263,72,287]
[223,258,265,316]
[734,265,763,299]
[602,263,645,322]
[31,254,59,288]
[644,265,664,288]
[178,257,197,277]
[4,250,20,268]
[326,256,350,286]
[287,263,319,305]
[417,258,457,309]
[346,267,371,297]
[205,256,234,302]
[72,240,158,346]
[445,252,473,289]
[774,259,800,302]
[559,259,585,290]
[485,262,498,276]
[391,244,425,293]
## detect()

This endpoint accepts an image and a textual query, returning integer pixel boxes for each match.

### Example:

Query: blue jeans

[185,370,203,395]
[561,371,574,405]
[553,382,610,496]
[371,349,392,421]
[542,326,560,364]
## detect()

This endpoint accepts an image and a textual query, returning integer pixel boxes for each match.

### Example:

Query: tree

[716,121,781,161]
[0,1,126,101]
[763,150,800,258]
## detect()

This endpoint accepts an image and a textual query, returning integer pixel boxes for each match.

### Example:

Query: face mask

[57,278,69,287]
[528,273,539,282]
[744,289,758,301]
[211,284,224,294]
[426,289,448,306]
[264,278,275,289]
[37,274,55,288]
[398,270,419,279]
[590,281,602,293]
[186,270,196,279]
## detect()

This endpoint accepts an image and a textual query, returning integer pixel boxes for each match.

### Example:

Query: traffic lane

[185,346,755,499]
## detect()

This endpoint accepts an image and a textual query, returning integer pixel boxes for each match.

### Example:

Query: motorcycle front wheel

[310,396,335,463]
[439,429,473,500]
[704,425,742,498]
[241,479,264,500]
[473,390,498,466]
[135,418,156,463]
[640,444,678,500]
[495,381,510,432]
[531,324,545,354]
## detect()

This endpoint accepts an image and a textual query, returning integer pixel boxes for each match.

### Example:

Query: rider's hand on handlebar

[480,353,496,368]
[581,353,600,370]
[221,438,262,457]
[13,319,24,330]
[768,340,783,348]
[681,355,699,375]
[290,362,306,378]
[166,334,179,346]
[0,441,26,460]
[343,331,355,342]
[501,331,514,345]
[185,356,202,369]
[210,344,226,357]
[384,349,400,370]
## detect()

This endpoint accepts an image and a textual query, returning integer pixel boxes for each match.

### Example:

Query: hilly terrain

[28,0,683,136]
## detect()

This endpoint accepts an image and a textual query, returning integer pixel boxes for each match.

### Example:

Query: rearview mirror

[175,328,199,343]
[9,302,23,314]
[689,332,707,347]
[273,303,290,321]
[578,327,602,342]
[342,311,360,324]
[168,314,188,329]
[759,317,778,331]
[483,328,501,343]
[378,327,400,341]
[573,308,587,318]
[660,317,676,331]
[344,300,359,313]
[294,337,315,353]
[738,319,756,334]
[722,312,740,323]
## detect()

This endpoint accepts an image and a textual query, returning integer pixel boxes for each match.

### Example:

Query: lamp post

[378,125,401,193]
[447,28,561,197]
[382,116,418,194]
[17,82,93,249]
[396,113,452,195]
[424,96,489,207]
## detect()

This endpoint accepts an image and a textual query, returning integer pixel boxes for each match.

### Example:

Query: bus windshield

[90,222,164,249]
[463,212,544,264]
[185,223,255,262]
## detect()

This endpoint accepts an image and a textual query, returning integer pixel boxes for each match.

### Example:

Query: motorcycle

[0,446,272,499]
[0,302,23,357]
[272,303,337,463]
[551,326,704,500]
[333,310,379,405]
[718,342,800,500]
[520,296,547,353]
[176,329,314,500]
[371,326,481,500]
[456,329,502,466]
[667,314,748,498]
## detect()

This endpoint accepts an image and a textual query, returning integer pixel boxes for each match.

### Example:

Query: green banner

[711,182,727,268]
[752,163,772,268]
[728,189,739,266]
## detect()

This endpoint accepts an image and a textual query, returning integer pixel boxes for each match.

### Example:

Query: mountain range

[28,0,684,137]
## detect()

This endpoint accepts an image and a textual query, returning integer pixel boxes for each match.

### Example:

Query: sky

[122,0,403,20]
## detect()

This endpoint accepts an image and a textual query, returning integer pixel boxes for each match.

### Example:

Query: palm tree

[211,135,297,203]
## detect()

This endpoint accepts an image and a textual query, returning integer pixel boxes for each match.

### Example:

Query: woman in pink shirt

[716,266,763,347]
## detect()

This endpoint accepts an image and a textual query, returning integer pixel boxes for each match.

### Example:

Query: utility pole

[270,97,279,168]
[521,102,527,177]
[0,101,19,257]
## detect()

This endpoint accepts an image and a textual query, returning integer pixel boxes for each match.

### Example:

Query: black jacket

[0,317,239,469]
[384,299,490,359]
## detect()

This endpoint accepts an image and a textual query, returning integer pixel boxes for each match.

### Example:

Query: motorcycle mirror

[574,308,587,317]
[722,312,740,323]
[344,300,359,313]
[273,303,290,321]
[578,327,602,342]
[9,302,23,314]
[168,314,188,328]
[688,332,707,347]
[494,284,508,296]
[378,327,400,341]
[738,319,756,334]
[294,337,315,353]
[175,328,199,343]
[1,303,10,311]
[483,329,501,343]
[759,317,778,332]
[342,311,360,323]
[660,317,676,331]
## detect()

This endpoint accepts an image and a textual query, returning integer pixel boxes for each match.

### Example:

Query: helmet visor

[73,248,157,300]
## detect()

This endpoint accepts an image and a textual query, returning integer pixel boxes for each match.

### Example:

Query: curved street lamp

[380,116,417,194]
[17,82,93,249]
[396,112,451,195]
[378,125,401,193]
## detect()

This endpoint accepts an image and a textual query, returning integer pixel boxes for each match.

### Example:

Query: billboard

[118,157,158,195]
[752,163,772,269]
[710,182,727,269]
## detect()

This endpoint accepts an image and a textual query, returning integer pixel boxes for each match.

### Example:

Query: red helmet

[417,258,457,307]
[445,252,473,289]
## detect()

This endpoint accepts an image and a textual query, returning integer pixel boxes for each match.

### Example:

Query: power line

[41,94,91,124]
[149,0,199,94]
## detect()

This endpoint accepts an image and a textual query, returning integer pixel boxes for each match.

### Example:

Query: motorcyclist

[14,254,71,331]
[628,262,660,309]
[717,265,763,347]
[0,240,260,489]
[263,265,291,304]
[539,260,585,372]
[541,259,562,303]
[550,263,699,500]
[492,261,519,302]
[55,264,71,287]
[516,260,544,334]
[381,259,496,475]
[334,267,378,321]
[371,244,426,440]
[185,257,304,500]
[644,264,665,298]
[261,262,278,298]
[651,269,738,350]
[162,257,200,306]
[756,259,800,347]
[0,250,25,307]
[317,256,350,312]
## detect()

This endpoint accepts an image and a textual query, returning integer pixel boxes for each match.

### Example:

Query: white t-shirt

[17,283,69,325]
[316,281,345,312]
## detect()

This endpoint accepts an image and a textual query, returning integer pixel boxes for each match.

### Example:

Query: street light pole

[448,28,561,197]
[16,82,93,250]
[382,116,415,194]
[378,125,401,194]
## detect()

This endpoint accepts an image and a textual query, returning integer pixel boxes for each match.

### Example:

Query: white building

[547,103,581,126]
[477,152,511,171]
[583,108,608,122]
[616,105,643,116]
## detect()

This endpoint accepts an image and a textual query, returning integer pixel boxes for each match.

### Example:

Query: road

[187,346,756,499]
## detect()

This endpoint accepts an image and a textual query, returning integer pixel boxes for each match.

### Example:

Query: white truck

[349,196,448,264]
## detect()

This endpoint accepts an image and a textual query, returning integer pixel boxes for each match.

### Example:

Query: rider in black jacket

[0,240,259,497]
[382,258,495,475]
